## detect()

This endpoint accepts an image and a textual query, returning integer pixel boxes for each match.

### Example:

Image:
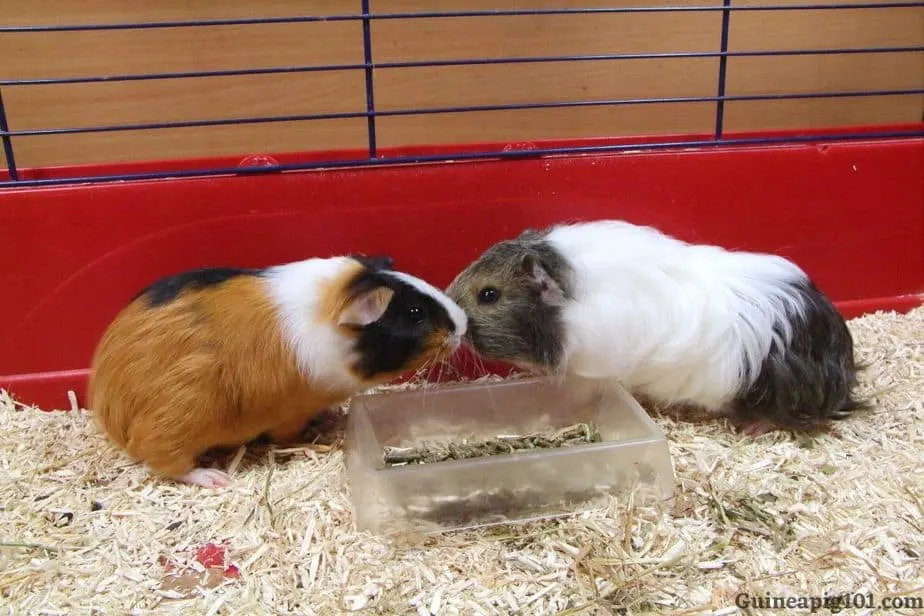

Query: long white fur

[547,220,809,411]
[263,257,467,389]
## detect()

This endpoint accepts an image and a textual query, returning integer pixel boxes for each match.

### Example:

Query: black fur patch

[346,270,457,378]
[349,254,394,272]
[733,278,866,431]
[137,267,263,307]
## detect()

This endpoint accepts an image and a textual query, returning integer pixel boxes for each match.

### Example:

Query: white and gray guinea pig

[89,254,467,488]
[446,219,865,435]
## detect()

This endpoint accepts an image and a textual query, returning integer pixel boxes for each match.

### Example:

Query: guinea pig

[88,254,467,488]
[446,219,865,436]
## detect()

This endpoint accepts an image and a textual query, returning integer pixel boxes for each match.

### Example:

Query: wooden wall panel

[0,0,921,169]
[377,104,718,146]
[725,53,924,131]
[373,0,723,59]
[725,0,924,130]
[374,59,719,145]
[2,26,362,80]
[3,72,369,166]
[9,121,369,169]
[2,0,356,26]
[372,0,722,145]
[1,1,366,167]
[727,0,924,51]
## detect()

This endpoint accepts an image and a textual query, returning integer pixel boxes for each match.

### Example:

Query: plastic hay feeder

[344,376,675,535]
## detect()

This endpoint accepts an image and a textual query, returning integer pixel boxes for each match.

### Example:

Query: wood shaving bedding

[1,307,922,615]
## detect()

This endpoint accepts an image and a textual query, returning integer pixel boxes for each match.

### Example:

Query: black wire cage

[1,1,922,187]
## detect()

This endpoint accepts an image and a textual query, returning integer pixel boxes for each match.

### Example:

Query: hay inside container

[1,307,923,615]
[381,422,604,467]
[344,376,674,536]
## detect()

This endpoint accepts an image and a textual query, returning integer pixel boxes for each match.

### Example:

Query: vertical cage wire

[361,0,378,158]
[0,90,19,181]
[714,0,733,139]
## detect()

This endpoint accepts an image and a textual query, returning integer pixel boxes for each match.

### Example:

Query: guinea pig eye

[407,306,425,324]
[477,287,500,305]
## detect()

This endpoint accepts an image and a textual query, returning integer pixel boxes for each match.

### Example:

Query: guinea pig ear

[338,286,395,328]
[350,254,395,271]
[520,254,565,306]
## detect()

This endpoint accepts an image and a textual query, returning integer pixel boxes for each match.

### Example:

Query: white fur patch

[262,257,365,391]
[546,220,809,411]
[386,270,469,339]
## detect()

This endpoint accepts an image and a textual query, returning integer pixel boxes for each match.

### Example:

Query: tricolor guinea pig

[446,219,865,435]
[88,255,467,488]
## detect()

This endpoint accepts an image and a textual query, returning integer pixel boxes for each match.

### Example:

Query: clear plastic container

[344,375,675,535]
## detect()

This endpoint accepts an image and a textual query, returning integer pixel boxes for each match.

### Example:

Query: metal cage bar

[361,0,379,158]
[0,90,19,181]
[714,0,733,138]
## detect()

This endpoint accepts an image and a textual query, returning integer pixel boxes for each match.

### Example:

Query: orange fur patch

[88,276,355,481]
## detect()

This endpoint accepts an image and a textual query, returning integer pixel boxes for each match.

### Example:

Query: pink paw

[179,468,232,488]
[737,419,778,437]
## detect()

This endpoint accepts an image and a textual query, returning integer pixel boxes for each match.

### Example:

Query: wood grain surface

[1,0,921,167]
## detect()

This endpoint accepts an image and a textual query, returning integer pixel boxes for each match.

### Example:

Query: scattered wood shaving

[1,308,922,614]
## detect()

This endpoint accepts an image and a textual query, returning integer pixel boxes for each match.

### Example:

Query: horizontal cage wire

[1,1,922,187]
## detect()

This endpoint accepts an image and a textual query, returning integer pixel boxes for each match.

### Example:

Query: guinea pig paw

[736,419,778,438]
[180,468,233,489]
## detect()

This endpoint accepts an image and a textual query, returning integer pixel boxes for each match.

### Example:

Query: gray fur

[732,278,867,432]
[446,228,575,370]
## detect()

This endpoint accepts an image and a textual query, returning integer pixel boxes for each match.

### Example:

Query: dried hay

[1,307,922,615]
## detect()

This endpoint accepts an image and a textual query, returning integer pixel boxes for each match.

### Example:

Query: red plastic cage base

[2,131,922,410]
